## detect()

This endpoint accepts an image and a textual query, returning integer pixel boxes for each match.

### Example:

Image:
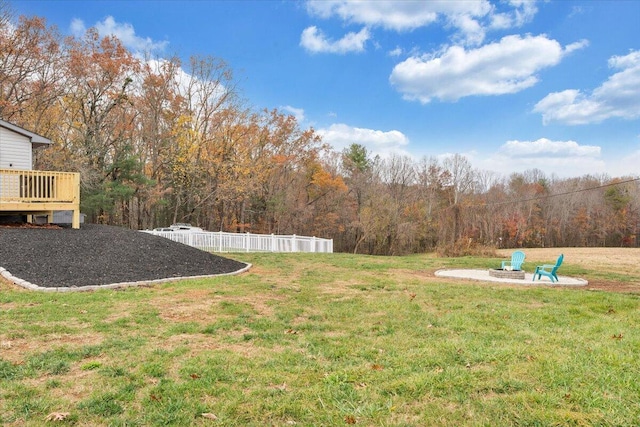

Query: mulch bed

[0,224,248,288]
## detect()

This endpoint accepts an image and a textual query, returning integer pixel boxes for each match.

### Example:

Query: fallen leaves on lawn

[201,413,218,420]
[274,382,288,391]
[45,412,70,422]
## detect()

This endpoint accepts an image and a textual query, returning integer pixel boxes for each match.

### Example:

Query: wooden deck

[0,169,80,228]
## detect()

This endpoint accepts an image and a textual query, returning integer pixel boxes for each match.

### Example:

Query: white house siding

[0,126,32,170]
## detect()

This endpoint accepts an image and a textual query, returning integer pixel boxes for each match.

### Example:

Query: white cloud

[144,58,190,90]
[496,0,538,28]
[569,5,586,18]
[388,46,403,57]
[300,26,370,54]
[564,39,589,54]
[389,35,584,103]
[70,18,85,36]
[448,12,486,46]
[307,0,444,31]
[484,154,606,178]
[470,138,606,178]
[614,148,640,177]
[281,105,305,123]
[534,50,640,125]
[317,123,409,156]
[500,138,600,158]
[305,0,537,47]
[143,59,228,109]
[70,16,168,54]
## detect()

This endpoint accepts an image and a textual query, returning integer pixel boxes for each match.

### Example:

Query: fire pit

[488,268,525,280]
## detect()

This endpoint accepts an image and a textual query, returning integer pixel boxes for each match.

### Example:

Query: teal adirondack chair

[502,250,526,271]
[533,254,564,283]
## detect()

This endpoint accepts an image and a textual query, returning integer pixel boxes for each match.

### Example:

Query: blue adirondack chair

[502,250,526,270]
[533,254,564,283]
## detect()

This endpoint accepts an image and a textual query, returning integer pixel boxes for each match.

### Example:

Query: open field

[498,247,640,275]
[1,248,639,425]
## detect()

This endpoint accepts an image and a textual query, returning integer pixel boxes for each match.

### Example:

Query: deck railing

[0,169,81,228]
[143,230,334,253]
[0,169,79,202]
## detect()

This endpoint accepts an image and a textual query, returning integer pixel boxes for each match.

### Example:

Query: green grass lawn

[1,252,639,426]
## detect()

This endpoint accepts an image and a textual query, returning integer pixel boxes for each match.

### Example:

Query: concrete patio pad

[435,269,588,286]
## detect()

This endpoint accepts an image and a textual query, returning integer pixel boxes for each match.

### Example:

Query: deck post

[71,209,80,229]
[71,172,80,229]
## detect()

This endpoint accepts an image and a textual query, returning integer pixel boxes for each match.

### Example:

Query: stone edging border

[0,263,252,292]
[434,269,588,286]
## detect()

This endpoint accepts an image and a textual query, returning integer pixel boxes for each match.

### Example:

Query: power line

[479,176,640,208]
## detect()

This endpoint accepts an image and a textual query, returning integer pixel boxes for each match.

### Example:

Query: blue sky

[12,0,640,179]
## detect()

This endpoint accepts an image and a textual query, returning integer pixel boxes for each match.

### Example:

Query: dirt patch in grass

[46,367,99,403]
[221,294,281,316]
[1,327,104,364]
[154,289,218,323]
[158,333,213,354]
[156,293,281,324]
[582,280,640,293]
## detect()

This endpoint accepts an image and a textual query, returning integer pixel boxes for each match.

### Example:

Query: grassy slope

[1,251,639,426]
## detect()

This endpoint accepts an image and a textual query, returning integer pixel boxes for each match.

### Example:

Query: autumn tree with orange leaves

[1,6,638,252]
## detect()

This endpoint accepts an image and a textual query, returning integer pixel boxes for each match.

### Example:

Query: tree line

[2,8,638,253]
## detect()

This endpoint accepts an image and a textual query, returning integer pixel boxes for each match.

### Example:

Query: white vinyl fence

[142,230,333,253]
